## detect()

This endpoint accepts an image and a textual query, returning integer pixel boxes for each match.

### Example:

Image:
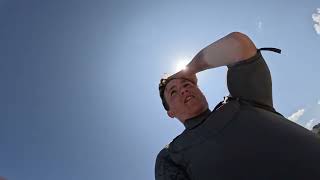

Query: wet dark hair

[159,77,197,111]
[159,78,172,111]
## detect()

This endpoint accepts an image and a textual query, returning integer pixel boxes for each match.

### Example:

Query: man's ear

[167,110,175,118]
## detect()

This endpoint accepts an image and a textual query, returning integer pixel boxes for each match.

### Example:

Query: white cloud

[317,99,320,105]
[258,21,262,29]
[305,118,316,130]
[287,109,305,122]
[312,8,320,34]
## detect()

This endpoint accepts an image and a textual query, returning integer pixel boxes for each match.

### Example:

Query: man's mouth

[184,95,195,103]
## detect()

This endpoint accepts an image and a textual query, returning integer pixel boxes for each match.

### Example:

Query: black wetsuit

[155,49,320,180]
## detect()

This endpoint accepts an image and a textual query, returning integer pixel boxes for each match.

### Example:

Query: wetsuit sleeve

[227,50,273,107]
[155,148,190,180]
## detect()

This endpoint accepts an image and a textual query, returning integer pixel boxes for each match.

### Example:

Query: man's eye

[171,91,177,96]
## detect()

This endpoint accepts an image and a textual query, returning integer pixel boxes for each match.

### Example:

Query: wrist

[188,50,208,73]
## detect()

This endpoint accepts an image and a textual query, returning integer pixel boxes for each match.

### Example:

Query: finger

[168,70,186,80]
[168,70,197,84]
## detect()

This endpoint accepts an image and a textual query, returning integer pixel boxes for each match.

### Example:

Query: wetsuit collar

[183,109,211,130]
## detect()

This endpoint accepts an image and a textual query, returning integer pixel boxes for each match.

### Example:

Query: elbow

[229,31,248,37]
[229,32,257,60]
[228,32,253,45]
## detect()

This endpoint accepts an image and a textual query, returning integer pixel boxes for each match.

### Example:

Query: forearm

[187,32,257,74]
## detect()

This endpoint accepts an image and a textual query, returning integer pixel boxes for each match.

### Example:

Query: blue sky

[1,0,320,179]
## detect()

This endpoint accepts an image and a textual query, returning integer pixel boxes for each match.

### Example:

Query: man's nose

[180,88,189,95]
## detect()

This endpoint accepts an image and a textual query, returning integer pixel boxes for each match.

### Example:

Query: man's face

[164,78,208,122]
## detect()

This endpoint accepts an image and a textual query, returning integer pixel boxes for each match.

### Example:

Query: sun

[175,60,189,72]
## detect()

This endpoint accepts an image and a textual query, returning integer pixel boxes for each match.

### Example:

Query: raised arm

[170,32,257,77]
[169,32,276,107]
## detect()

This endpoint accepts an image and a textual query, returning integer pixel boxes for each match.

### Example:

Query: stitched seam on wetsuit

[227,50,261,68]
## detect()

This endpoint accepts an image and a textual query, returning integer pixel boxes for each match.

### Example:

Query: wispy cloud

[288,109,305,122]
[312,8,320,34]
[305,118,316,130]
[258,21,262,29]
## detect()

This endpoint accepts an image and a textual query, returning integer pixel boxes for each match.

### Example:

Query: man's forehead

[165,78,191,92]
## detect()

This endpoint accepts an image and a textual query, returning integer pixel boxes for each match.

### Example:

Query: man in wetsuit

[155,32,320,180]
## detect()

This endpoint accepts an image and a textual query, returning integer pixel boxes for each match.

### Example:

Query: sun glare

[175,60,189,72]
